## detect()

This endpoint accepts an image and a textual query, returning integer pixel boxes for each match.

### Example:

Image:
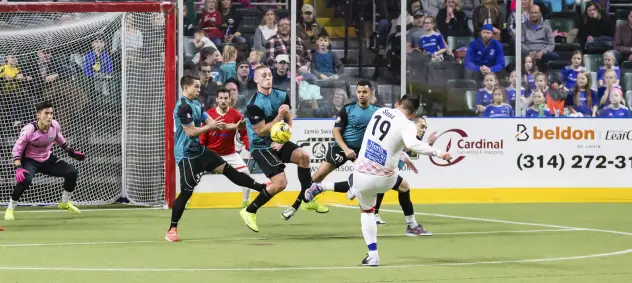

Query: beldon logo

[516,124,595,141]
[429,129,504,167]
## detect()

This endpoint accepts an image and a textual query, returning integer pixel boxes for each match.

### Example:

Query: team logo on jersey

[48,135,55,141]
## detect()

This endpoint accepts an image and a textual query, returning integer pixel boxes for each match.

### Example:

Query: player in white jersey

[306,95,451,266]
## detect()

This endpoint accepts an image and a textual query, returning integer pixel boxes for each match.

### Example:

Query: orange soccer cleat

[165,227,179,242]
[0,226,4,231]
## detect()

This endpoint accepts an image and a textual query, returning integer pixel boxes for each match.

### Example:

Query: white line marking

[0,248,630,272]
[0,229,579,248]
[15,207,163,214]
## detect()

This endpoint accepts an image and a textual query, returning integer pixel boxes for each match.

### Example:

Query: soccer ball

[270,122,292,143]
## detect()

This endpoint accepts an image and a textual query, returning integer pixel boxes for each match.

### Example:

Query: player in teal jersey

[239,65,314,232]
[166,75,268,242]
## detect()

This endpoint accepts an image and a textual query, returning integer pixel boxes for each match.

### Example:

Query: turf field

[1,203,631,282]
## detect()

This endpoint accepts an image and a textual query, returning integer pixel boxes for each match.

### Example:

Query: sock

[333,181,350,193]
[223,165,264,192]
[170,190,193,229]
[8,199,16,210]
[242,188,250,201]
[375,193,384,214]
[398,190,414,217]
[61,191,73,203]
[320,181,335,191]
[246,188,272,213]
[292,167,312,209]
[361,212,378,257]
[405,215,418,226]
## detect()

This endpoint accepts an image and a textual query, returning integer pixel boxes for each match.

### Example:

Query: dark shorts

[19,154,77,185]
[178,149,226,192]
[324,144,359,168]
[250,141,300,178]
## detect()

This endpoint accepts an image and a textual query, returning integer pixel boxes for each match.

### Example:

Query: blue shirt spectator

[597,66,620,83]
[83,38,113,77]
[419,32,445,56]
[561,66,586,91]
[525,106,553,117]
[566,89,598,116]
[483,104,514,117]
[464,34,505,73]
[600,105,631,117]
[475,88,494,108]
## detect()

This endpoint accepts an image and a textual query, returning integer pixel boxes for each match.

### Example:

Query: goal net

[0,3,176,207]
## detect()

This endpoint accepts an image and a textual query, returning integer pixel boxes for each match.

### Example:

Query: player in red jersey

[200,87,252,207]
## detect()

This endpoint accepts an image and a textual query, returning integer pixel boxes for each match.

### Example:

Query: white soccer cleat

[361,254,380,266]
[346,186,356,200]
[375,214,387,225]
[281,207,297,220]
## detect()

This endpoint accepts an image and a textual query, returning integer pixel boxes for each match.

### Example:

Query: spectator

[461,0,480,20]
[1,54,33,126]
[196,47,222,82]
[112,14,143,56]
[219,45,238,83]
[482,87,514,117]
[388,0,420,41]
[600,89,630,117]
[235,60,257,91]
[472,0,503,38]
[508,0,531,39]
[521,5,558,65]
[198,61,219,110]
[406,10,426,53]
[506,70,526,108]
[598,70,622,108]
[419,16,448,61]
[265,17,315,82]
[26,50,70,100]
[561,50,586,92]
[199,0,223,45]
[476,72,498,112]
[83,37,113,78]
[531,72,565,116]
[523,55,538,92]
[272,54,291,91]
[247,49,265,78]
[422,0,443,17]
[218,0,247,45]
[525,90,552,117]
[182,4,195,37]
[565,71,598,117]
[310,88,348,118]
[192,28,218,64]
[464,24,506,82]
[297,4,329,52]
[598,51,620,86]
[253,9,277,51]
[223,78,246,113]
[436,0,470,37]
[312,35,344,80]
[613,10,632,62]
[578,2,614,50]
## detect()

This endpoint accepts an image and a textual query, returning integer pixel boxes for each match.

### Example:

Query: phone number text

[516,154,632,171]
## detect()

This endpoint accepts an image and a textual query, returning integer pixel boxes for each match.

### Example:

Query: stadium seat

[590,72,598,89]
[615,9,630,20]
[465,90,477,112]
[428,61,463,94]
[445,79,477,114]
[547,60,568,71]
[447,36,474,51]
[624,73,632,91]
[499,79,510,88]
[553,43,581,61]
[314,79,351,102]
[504,55,515,68]
[183,36,197,62]
[583,54,603,72]
[626,91,632,106]
[616,19,626,27]
[550,11,577,19]
[622,61,632,73]
[545,19,575,33]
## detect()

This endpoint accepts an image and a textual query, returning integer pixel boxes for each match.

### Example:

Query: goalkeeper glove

[15,165,29,183]
[68,150,85,161]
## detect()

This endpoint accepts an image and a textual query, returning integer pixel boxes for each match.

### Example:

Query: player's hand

[207,119,226,130]
[344,148,357,160]
[405,159,418,174]
[68,150,86,161]
[15,167,29,183]
[427,132,438,146]
[270,142,284,151]
[440,152,452,161]
[278,105,290,116]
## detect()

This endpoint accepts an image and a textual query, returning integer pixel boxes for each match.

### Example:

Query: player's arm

[247,104,286,137]
[179,104,222,138]
[332,106,351,151]
[53,122,85,161]
[282,93,292,128]
[402,122,450,160]
[12,125,33,168]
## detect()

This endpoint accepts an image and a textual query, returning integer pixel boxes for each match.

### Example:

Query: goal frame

[0,2,177,208]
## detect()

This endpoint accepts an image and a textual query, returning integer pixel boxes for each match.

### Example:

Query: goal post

[0,2,177,207]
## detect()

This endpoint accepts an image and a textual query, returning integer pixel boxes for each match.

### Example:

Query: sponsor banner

[178,118,632,193]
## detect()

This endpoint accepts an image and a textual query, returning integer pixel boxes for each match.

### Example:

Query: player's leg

[282,142,328,219]
[208,150,267,193]
[310,145,349,193]
[166,158,202,241]
[396,179,432,236]
[5,159,40,220]
[221,153,254,207]
[37,155,81,214]
[240,149,288,232]
[374,193,386,225]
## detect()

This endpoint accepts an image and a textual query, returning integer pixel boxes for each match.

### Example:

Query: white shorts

[221,152,249,172]
[352,171,401,211]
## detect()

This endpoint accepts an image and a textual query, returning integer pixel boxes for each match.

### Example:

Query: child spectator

[597,51,620,87]
[312,35,344,80]
[561,50,585,92]
[532,72,565,116]
[192,28,217,64]
[523,55,538,92]
[419,16,447,61]
[600,89,631,118]
[483,87,514,117]
[598,69,622,108]
[247,50,265,78]
[199,0,223,45]
[525,90,552,117]
[219,45,237,83]
[565,71,598,117]
[476,72,498,112]
[506,70,526,109]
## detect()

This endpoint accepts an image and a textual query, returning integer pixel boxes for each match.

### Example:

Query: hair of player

[356,79,373,90]
[254,64,270,75]
[224,77,241,92]
[35,101,54,112]
[398,94,421,114]
[216,87,230,98]
[180,75,200,90]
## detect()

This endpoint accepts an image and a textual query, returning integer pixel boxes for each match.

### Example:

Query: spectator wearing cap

[436,0,470,37]
[265,17,316,82]
[272,54,291,91]
[521,5,558,64]
[406,10,426,53]
[218,0,247,45]
[312,34,344,80]
[614,10,632,62]
[297,4,329,52]
[464,24,506,81]
[235,60,257,91]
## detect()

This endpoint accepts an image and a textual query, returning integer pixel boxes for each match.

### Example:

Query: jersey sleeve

[246,104,266,125]
[283,91,291,108]
[52,120,67,147]
[177,103,194,125]
[334,106,348,129]
[402,122,442,157]
[12,124,34,161]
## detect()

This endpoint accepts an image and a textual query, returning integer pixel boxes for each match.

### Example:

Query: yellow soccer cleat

[300,200,329,213]
[4,209,14,221]
[239,208,258,232]
[58,201,81,214]
[241,200,252,208]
